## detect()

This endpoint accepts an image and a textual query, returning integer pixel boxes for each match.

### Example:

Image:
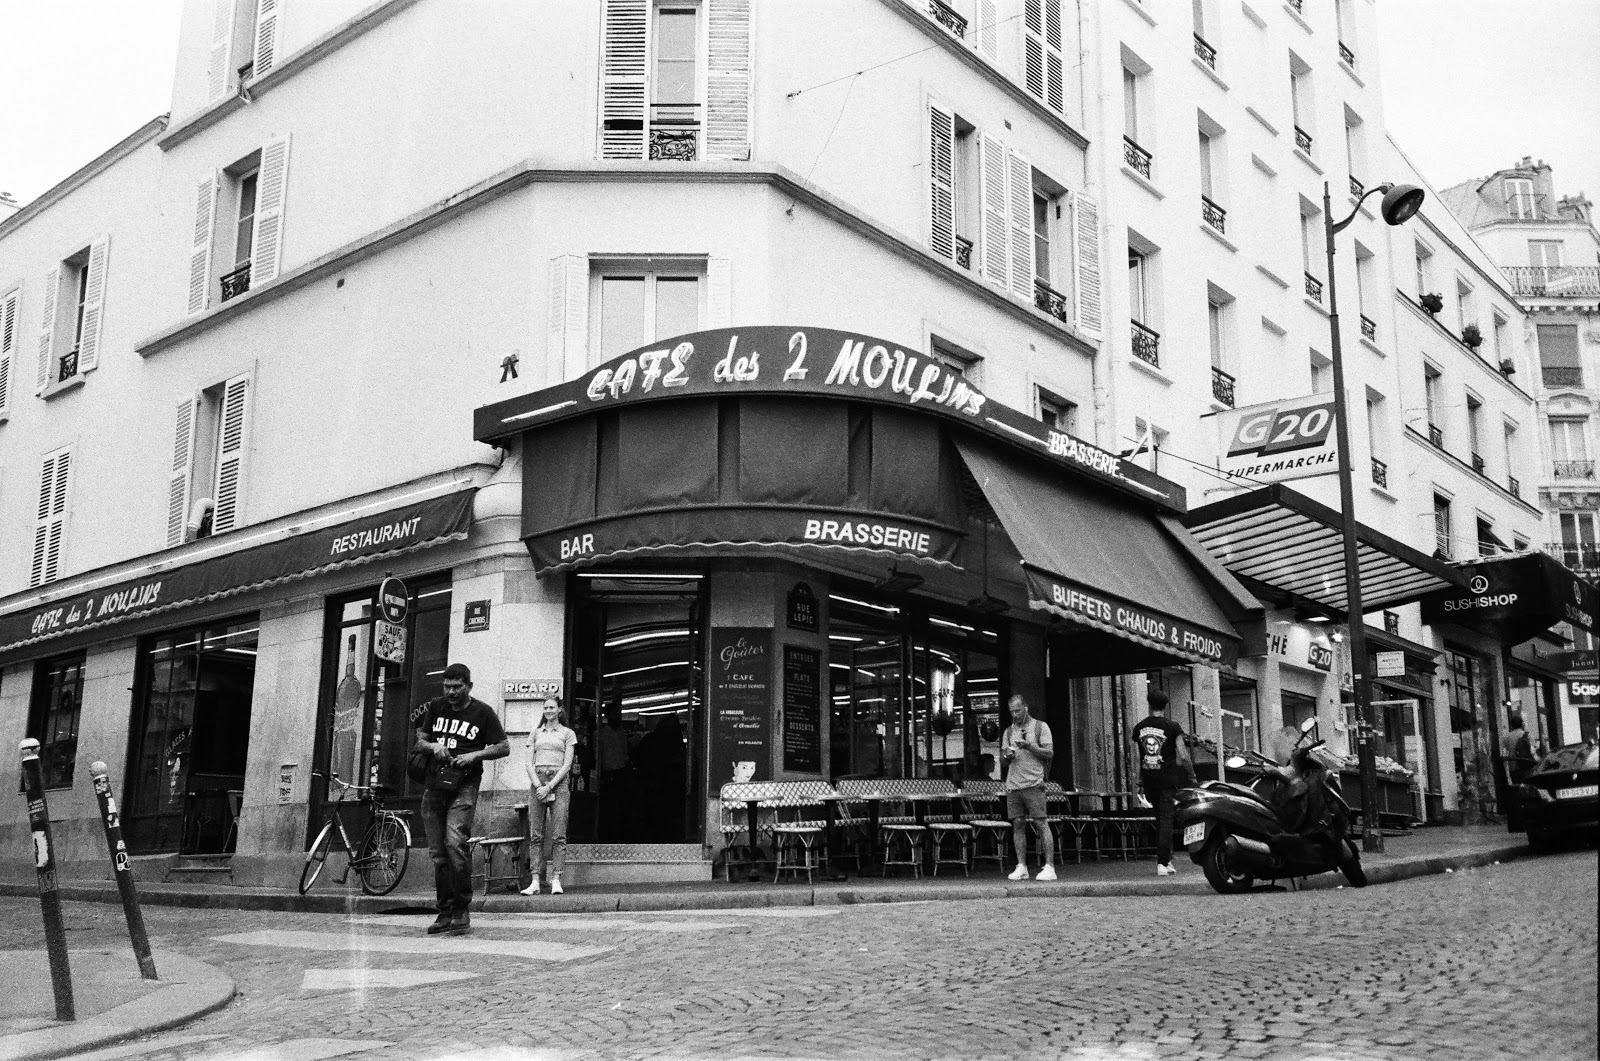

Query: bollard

[19,738,74,1021]
[89,762,157,980]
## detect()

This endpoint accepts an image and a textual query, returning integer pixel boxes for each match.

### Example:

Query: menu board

[709,628,772,786]
[782,645,822,773]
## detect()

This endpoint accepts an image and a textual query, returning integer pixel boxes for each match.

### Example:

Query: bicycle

[299,771,413,895]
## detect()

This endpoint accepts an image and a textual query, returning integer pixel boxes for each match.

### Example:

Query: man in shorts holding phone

[1002,693,1056,881]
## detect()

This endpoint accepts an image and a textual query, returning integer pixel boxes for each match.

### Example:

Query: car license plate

[1183,823,1206,846]
[1556,784,1598,799]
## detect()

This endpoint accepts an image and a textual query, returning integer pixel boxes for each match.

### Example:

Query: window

[1466,394,1483,466]
[1366,389,1387,464]
[1299,199,1322,288]
[595,267,702,362]
[1538,324,1582,387]
[1120,51,1153,174]
[1343,107,1365,185]
[1456,277,1475,335]
[1476,517,1499,558]
[1036,387,1077,434]
[1122,67,1140,144]
[0,286,16,417]
[1208,299,1224,367]
[931,335,984,385]
[1423,363,1442,435]
[37,239,109,391]
[189,138,290,315]
[1353,242,1375,317]
[233,170,258,272]
[205,0,277,101]
[1198,129,1215,200]
[1503,420,1518,483]
[1289,52,1313,148]
[1334,0,1356,61]
[30,447,72,587]
[27,654,85,790]
[1549,418,1588,462]
[1506,178,1536,220]
[1559,513,1599,570]
[168,374,252,546]
[1414,241,1433,297]
[1129,417,1167,473]
[1492,313,1508,364]
[1197,112,1228,229]
[598,0,751,162]
[1528,240,1564,269]
[1433,494,1452,558]
[1309,350,1331,394]
[1127,246,1151,324]
[1033,192,1052,285]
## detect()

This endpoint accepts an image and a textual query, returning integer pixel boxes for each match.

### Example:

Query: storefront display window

[28,653,85,789]
[1506,668,1559,756]
[1219,675,1259,757]
[1446,649,1498,820]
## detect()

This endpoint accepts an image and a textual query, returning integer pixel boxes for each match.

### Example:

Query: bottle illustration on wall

[332,634,364,782]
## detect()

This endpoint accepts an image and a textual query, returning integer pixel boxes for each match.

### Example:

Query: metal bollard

[89,762,157,980]
[19,739,74,1021]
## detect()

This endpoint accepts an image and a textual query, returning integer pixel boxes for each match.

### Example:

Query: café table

[738,796,768,881]
[815,792,851,881]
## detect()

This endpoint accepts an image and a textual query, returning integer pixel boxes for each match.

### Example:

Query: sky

[1,1,1597,212]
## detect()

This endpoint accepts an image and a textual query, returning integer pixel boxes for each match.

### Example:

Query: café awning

[955,437,1258,669]
[1421,551,1599,643]
[1183,484,1464,613]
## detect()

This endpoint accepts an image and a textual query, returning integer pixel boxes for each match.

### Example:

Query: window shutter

[1007,150,1035,301]
[250,135,291,286]
[207,0,236,101]
[211,374,250,535]
[0,288,17,415]
[35,267,58,394]
[599,0,649,160]
[188,173,219,316]
[976,0,999,60]
[253,0,279,78]
[548,255,590,381]
[168,396,200,548]
[928,101,956,262]
[1022,0,1065,113]
[704,0,752,161]
[1073,191,1103,339]
[31,450,70,588]
[707,258,731,327]
[1044,0,1065,113]
[979,133,1009,287]
[76,235,110,373]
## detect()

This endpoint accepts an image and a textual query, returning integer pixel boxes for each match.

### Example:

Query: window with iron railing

[1034,280,1070,324]
[1123,136,1152,179]
[1370,457,1388,489]
[1131,320,1161,367]
[1349,175,1364,200]
[1360,315,1376,341]
[1304,273,1323,303]
[1294,126,1313,154]
[1554,460,1596,479]
[1471,452,1486,475]
[927,0,967,38]
[1339,42,1355,67]
[1507,475,1520,497]
[1428,422,1444,448]
[1194,34,1217,69]
[1211,365,1235,407]
[1201,196,1226,235]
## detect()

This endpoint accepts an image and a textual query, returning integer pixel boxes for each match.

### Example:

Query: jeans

[529,766,570,879]
[1142,772,1176,865]
[421,777,480,913]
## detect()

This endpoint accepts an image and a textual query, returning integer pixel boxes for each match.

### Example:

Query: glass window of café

[125,619,259,854]
[1219,674,1260,757]
[313,575,453,836]
[27,652,86,789]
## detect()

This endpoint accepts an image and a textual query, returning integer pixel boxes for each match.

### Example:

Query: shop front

[475,326,1263,876]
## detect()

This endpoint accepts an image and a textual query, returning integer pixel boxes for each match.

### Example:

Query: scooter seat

[1205,780,1274,807]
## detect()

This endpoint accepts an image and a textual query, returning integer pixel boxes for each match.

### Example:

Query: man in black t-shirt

[1131,689,1192,876]
[414,663,509,934]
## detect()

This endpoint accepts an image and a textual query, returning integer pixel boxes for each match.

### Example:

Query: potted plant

[1500,358,1516,376]
[1420,292,1444,316]
[1462,323,1484,349]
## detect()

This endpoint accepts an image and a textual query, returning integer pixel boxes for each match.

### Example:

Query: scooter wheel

[1340,842,1368,888]
[1201,834,1254,894]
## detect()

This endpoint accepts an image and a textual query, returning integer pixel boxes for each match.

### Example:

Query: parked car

[1509,739,1599,852]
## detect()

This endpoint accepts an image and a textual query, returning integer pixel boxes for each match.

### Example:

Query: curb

[0,951,235,1061]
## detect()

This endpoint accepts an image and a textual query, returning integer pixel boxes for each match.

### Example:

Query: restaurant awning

[955,437,1259,669]
[0,489,475,665]
[1183,484,1464,614]
[1420,551,1599,643]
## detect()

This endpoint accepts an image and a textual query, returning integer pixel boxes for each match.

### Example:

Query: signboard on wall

[782,645,822,773]
[1375,651,1406,678]
[503,678,563,701]
[786,583,818,632]
[464,600,491,632]
[709,628,773,787]
[1214,394,1339,485]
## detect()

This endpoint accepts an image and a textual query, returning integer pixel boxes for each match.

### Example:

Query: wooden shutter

[928,101,956,263]
[1044,0,1064,112]
[0,288,17,416]
[1007,150,1035,301]
[599,0,649,160]
[707,258,731,327]
[253,0,279,78]
[1023,0,1065,113]
[207,0,236,101]
[35,267,58,393]
[76,236,109,373]
[31,449,70,588]
[251,135,291,286]
[167,396,200,548]
[1073,191,1103,339]
[705,0,752,161]
[976,0,999,60]
[548,255,590,381]
[188,174,219,316]
[211,374,250,535]
[979,133,1008,287]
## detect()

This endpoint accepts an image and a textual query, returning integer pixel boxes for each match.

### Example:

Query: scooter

[1174,717,1368,894]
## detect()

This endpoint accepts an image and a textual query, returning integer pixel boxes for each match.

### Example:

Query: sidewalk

[0,949,234,1061]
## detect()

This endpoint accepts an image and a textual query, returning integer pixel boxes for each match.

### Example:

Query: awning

[1183,484,1464,613]
[955,437,1256,669]
[0,489,475,664]
[1420,551,1599,643]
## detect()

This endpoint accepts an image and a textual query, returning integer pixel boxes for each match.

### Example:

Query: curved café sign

[474,326,1184,512]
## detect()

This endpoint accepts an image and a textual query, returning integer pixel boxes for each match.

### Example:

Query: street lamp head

[1379,183,1425,227]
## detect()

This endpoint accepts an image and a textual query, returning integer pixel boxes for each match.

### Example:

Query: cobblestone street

[2,849,1593,1061]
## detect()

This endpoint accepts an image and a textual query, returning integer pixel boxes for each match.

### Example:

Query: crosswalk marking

[348,914,736,933]
[300,968,482,991]
[213,929,608,962]
[203,1039,392,1061]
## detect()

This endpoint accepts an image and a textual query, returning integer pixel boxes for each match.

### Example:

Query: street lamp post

[1322,179,1425,854]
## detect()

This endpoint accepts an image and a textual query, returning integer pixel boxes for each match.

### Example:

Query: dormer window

[1506,178,1535,219]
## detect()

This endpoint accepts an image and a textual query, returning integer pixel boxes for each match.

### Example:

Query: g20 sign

[1216,394,1340,485]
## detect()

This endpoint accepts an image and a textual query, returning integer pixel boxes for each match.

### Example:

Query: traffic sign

[377,576,410,624]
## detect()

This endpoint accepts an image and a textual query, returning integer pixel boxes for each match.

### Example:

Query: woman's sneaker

[519,881,541,896]
[550,876,564,894]
[1156,862,1178,876]
[1036,865,1058,881]
[1007,865,1030,881]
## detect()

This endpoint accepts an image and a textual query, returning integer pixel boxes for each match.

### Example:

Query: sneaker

[1007,865,1030,881]
[1156,862,1178,876]
[549,876,564,895]
[1036,865,1058,882]
[518,881,541,896]
[449,910,471,933]
[426,912,453,935]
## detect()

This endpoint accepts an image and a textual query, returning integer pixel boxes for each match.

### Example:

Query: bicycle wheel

[299,821,336,895]
[356,815,411,896]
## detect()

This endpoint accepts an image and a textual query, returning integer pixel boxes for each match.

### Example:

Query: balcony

[927,0,967,38]
[1349,175,1364,199]
[1339,41,1356,67]
[1371,457,1388,489]
[1360,314,1377,341]
[220,262,251,303]
[1554,459,1596,479]
[1548,542,1600,573]
[1506,265,1600,298]
[1193,34,1217,69]
[1123,136,1153,179]
[1471,452,1486,475]
[1542,366,1585,388]
[1201,195,1227,235]
[1294,126,1313,154]
[1427,422,1444,448]
[1211,365,1236,407]
[1131,320,1161,367]
[955,235,973,271]
[1033,279,1070,324]
[1508,475,1520,498]
[649,127,698,161]
[57,348,78,384]
[1304,273,1323,303]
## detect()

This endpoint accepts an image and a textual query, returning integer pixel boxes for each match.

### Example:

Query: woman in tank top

[520,698,577,895]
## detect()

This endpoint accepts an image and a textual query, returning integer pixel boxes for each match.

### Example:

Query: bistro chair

[959,779,1013,872]
[1099,791,1157,861]
[767,781,835,885]
[718,781,784,880]
[467,833,528,893]
[919,780,973,876]
[1047,784,1103,864]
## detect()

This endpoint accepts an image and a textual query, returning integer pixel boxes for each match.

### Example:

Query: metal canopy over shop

[1184,483,1465,613]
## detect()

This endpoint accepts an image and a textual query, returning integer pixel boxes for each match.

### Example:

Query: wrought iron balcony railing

[1211,365,1236,407]
[1349,175,1364,199]
[1194,34,1217,69]
[1131,320,1160,367]
[57,349,78,384]
[1201,195,1227,234]
[1471,452,1486,475]
[1360,314,1376,341]
[928,0,967,38]
[1339,41,1355,67]
[1547,542,1600,572]
[220,262,252,302]
[1294,126,1313,153]
[1123,136,1153,179]
[1427,422,1444,448]
[649,126,698,161]
[1371,457,1388,489]
[1286,0,1302,10]
[1034,279,1070,324]
[955,235,973,271]
[1554,459,1596,479]
[1542,366,1585,388]
[1508,475,1520,498]
[1506,266,1600,298]
[1304,273,1323,303]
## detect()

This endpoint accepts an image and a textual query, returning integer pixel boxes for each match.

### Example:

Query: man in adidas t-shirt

[1131,689,1191,876]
